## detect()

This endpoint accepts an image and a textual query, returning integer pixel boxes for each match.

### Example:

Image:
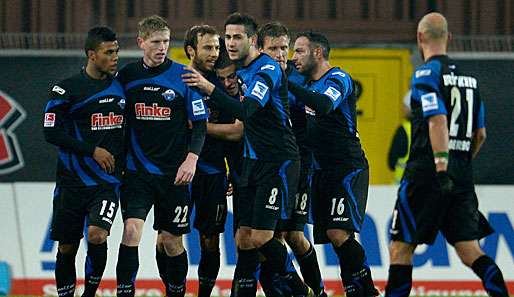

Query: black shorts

[276,170,312,232]
[311,167,369,244]
[121,171,192,235]
[51,184,120,243]
[238,159,300,230]
[390,178,494,245]
[191,173,228,235]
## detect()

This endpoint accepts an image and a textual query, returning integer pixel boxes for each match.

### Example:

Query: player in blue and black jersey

[257,22,326,297]
[385,12,509,297]
[288,32,378,297]
[43,26,123,297]
[183,13,313,297]
[114,16,208,297]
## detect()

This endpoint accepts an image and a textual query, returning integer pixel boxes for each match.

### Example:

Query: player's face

[91,40,120,76]
[138,30,170,67]
[292,36,316,76]
[216,64,238,97]
[225,24,251,62]
[260,35,289,71]
[193,33,220,72]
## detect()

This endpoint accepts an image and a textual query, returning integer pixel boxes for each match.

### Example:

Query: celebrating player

[43,26,123,297]
[385,12,510,297]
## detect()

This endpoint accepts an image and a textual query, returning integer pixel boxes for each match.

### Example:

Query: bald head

[418,12,448,42]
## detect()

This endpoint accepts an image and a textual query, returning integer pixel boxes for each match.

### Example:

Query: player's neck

[188,61,205,75]
[423,44,447,62]
[85,63,107,80]
[311,61,331,81]
[243,47,260,67]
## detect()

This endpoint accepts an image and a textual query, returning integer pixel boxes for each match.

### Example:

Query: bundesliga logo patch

[324,86,341,101]
[44,113,56,127]
[421,92,439,112]
[251,81,269,100]
[192,99,206,116]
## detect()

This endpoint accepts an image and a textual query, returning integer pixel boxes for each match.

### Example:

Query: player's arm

[471,100,487,159]
[388,126,408,170]
[209,86,261,120]
[207,119,244,142]
[428,115,449,172]
[43,86,115,172]
[175,89,209,185]
[288,81,333,115]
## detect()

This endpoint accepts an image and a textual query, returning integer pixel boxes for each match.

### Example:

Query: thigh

[311,170,329,244]
[192,173,228,235]
[51,186,88,243]
[442,191,494,245]
[87,184,120,234]
[153,177,192,235]
[276,169,310,232]
[120,171,154,221]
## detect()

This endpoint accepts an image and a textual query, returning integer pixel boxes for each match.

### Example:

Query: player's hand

[436,171,454,196]
[174,153,198,185]
[93,147,115,174]
[182,67,215,95]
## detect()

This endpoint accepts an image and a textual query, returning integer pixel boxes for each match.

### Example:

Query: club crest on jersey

[192,99,206,116]
[324,86,341,101]
[0,90,26,175]
[135,103,171,120]
[162,89,176,101]
[91,112,123,130]
[251,81,269,100]
[421,92,439,112]
[118,98,126,109]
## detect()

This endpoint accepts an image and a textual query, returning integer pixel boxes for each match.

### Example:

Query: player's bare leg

[454,240,509,297]
[82,226,109,297]
[328,229,377,297]
[385,241,416,297]
[116,218,144,297]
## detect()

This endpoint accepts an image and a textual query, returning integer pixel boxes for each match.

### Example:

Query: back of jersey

[407,55,485,190]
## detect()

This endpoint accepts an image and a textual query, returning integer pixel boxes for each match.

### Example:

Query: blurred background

[0,0,512,296]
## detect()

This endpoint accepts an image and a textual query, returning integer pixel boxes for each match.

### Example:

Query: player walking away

[183,24,229,297]
[288,32,379,297]
[385,12,510,297]
[43,27,123,297]
[257,22,327,297]
[183,12,314,297]
[115,15,208,297]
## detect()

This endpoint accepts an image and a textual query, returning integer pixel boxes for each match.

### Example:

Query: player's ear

[137,37,145,49]
[87,49,96,61]
[249,34,257,47]
[186,45,196,59]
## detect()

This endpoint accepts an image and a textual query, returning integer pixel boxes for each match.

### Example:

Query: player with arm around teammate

[43,26,123,297]
[385,12,510,297]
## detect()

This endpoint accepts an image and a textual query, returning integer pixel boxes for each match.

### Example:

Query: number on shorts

[299,193,308,211]
[268,188,278,205]
[99,200,116,218]
[173,205,189,223]
[330,198,345,216]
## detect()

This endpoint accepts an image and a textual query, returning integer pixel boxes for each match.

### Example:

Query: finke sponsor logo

[135,103,171,120]
[91,112,123,130]
[0,90,26,174]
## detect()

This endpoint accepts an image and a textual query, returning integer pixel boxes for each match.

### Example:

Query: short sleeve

[411,64,447,118]
[186,87,209,121]
[243,74,273,107]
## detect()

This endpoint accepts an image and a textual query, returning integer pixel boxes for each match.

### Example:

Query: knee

[454,241,484,267]
[285,231,309,254]
[58,243,79,255]
[88,227,108,245]
[251,230,273,248]
[161,232,184,257]
[326,229,351,247]
[389,241,416,265]
[235,228,254,249]
[122,219,144,245]
[200,234,220,253]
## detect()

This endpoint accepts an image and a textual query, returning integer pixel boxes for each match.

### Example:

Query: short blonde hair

[138,15,170,40]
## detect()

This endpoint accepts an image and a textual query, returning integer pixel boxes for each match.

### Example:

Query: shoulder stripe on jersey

[130,128,163,175]
[69,80,125,112]
[45,99,69,112]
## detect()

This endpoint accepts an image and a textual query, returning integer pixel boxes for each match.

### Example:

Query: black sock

[471,255,509,297]
[296,242,324,295]
[165,251,188,297]
[82,242,107,297]
[259,259,294,297]
[333,238,377,297]
[231,248,259,297]
[385,265,413,297]
[116,244,139,297]
[55,249,77,297]
[198,249,221,297]
[258,238,308,296]
[156,246,172,297]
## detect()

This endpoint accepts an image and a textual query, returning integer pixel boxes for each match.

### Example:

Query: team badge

[118,98,126,109]
[162,89,176,101]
